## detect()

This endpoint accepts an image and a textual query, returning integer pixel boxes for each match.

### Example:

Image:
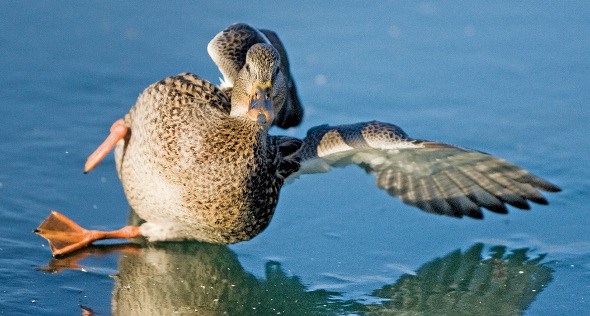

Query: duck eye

[245,64,250,72]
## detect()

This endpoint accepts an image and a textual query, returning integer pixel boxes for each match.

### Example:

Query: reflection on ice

[41,242,552,315]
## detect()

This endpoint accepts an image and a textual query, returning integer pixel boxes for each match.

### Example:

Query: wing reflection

[360,244,553,315]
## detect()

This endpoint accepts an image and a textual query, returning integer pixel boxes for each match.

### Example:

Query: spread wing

[289,121,561,219]
[207,23,303,128]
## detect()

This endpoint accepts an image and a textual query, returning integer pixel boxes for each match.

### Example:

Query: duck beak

[247,80,274,125]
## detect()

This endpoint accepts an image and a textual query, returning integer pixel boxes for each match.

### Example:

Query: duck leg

[35,211,141,257]
[84,118,128,173]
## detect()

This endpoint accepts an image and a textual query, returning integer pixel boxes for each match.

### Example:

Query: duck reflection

[42,229,552,315]
[112,242,341,315]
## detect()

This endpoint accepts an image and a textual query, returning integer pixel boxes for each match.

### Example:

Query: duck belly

[114,138,279,244]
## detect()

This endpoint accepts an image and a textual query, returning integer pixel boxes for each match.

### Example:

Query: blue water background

[0,1,588,314]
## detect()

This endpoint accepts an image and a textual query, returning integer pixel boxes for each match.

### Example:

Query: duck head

[230,43,287,127]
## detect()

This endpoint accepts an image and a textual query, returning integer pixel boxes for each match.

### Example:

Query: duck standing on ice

[36,24,560,256]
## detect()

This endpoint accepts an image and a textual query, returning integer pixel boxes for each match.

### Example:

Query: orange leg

[35,211,142,257]
[84,119,128,173]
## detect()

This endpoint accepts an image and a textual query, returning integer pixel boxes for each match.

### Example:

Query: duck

[35,24,560,257]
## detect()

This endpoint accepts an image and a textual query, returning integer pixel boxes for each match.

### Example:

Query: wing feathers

[293,121,560,219]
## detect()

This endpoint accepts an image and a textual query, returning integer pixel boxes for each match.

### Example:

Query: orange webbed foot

[84,118,128,173]
[35,211,141,257]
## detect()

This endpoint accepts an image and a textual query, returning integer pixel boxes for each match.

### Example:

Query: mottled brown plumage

[115,70,300,243]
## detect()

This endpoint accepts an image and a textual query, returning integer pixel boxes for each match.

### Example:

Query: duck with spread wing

[35,24,560,256]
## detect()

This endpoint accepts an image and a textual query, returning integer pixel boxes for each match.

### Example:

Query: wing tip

[538,182,562,193]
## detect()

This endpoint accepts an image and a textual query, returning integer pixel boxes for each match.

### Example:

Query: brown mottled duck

[35,24,560,256]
